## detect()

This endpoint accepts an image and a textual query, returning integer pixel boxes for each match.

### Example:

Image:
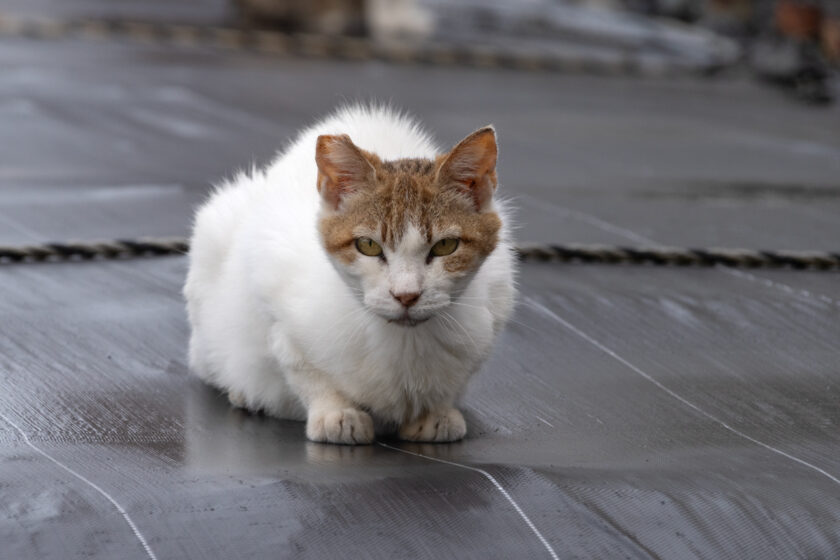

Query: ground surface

[1,3,840,559]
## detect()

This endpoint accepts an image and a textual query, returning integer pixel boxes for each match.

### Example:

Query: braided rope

[0,238,189,264]
[1,237,838,270]
[515,243,840,270]
[0,15,693,77]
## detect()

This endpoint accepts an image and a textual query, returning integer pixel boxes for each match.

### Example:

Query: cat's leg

[189,330,260,413]
[228,390,249,409]
[398,407,467,443]
[285,366,374,445]
[216,344,304,419]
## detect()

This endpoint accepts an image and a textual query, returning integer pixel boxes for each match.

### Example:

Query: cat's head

[316,127,502,327]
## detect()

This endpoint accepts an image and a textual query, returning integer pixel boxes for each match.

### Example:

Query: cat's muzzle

[388,313,431,327]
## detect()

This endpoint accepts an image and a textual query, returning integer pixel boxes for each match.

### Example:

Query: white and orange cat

[184,106,516,445]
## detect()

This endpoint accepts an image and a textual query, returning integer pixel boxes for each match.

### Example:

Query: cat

[184,105,516,445]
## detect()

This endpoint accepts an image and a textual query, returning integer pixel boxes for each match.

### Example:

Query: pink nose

[391,291,421,308]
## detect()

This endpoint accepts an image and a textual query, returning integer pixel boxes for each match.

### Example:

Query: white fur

[184,105,516,443]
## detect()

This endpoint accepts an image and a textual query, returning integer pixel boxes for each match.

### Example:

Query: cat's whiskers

[438,310,480,354]
[454,294,506,302]
[447,300,486,311]
[432,311,459,346]
[448,301,539,334]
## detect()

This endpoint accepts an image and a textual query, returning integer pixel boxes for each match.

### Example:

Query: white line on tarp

[0,413,159,560]
[525,296,840,488]
[377,441,559,560]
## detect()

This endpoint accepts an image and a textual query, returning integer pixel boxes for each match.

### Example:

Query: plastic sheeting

[1,23,839,560]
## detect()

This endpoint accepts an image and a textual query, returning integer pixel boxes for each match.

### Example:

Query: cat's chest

[275,294,495,418]
[333,327,480,420]
[340,317,489,391]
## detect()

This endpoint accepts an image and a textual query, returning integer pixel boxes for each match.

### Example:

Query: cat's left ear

[315,134,376,211]
[436,126,498,212]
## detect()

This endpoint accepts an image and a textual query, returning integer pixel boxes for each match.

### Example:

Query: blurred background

[3,0,839,98]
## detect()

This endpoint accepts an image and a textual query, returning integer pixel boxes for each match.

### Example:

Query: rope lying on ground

[515,243,840,270]
[1,237,838,270]
[0,15,694,77]
[0,238,189,263]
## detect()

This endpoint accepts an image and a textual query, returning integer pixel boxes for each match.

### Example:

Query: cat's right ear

[315,134,376,211]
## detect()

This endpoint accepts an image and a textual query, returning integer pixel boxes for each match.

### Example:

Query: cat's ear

[436,126,498,212]
[315,134,376,211]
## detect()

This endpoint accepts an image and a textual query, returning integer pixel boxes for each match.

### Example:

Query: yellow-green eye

[355,237,383,257]
[430,238,459,257]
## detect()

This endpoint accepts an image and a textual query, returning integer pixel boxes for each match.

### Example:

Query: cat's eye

[430,238,459,258]
[355,237,383,257]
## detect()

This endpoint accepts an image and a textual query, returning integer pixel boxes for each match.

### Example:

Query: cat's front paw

[398,408,466,443]
[306,408,374,445]
[228,390,248,409]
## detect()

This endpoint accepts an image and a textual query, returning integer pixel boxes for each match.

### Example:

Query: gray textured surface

[0,0,231,24]
[1,8,840,560]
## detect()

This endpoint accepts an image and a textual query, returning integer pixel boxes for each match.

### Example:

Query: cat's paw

[306,408,374,445]
[228,390,248,409]
[398,408,466,443]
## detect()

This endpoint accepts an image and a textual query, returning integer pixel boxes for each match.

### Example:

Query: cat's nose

[391,290,421,308]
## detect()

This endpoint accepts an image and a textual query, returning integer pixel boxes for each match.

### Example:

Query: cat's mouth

[388,314,430,327]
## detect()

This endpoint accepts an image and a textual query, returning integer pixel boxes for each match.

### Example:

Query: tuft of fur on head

[315,125,502,326]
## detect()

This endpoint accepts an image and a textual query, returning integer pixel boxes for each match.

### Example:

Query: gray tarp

[1,15,840,560]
